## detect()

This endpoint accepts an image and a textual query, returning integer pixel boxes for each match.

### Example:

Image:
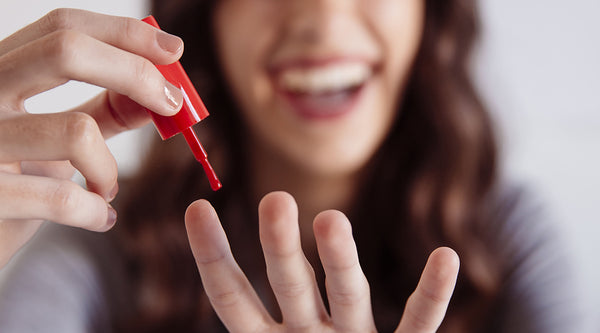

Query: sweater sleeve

[0,223,115,333]
[483,184,590,333]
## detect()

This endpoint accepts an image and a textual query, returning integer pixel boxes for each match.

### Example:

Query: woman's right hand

[0,8,185,268]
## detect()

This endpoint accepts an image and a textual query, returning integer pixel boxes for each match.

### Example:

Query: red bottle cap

[142,15,221,191]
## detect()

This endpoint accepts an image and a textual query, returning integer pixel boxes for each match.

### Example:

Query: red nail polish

[141,15,221,191]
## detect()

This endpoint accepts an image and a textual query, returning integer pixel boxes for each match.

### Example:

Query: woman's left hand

[185,191,459,333]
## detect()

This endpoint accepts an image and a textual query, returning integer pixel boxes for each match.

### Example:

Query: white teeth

[279,62,372,94]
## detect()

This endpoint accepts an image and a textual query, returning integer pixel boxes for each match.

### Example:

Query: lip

[277,83,368,120]
[269,57,376,120]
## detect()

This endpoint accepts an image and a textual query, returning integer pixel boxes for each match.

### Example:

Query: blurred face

[214,0,425,177]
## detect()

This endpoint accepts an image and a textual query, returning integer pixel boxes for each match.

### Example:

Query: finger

[0,8,182,64]
[0,29,182,116]
[70,90,152,139]
[0,172,116,232]
[258,192,328,328]
[0,112,118,199]
[395,247,460,333]
[185,200,275,333]
[313,210,377,332]
[20,160,75,179]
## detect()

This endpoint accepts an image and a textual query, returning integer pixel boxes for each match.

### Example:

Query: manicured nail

[106,204,117,229]
[107,182,119,202]
[156,30,183,54]
[164,81,183,113]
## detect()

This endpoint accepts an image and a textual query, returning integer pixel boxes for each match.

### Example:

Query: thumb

[68,90,152,139]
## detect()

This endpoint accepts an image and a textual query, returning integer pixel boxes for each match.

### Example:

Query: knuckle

[264,245,296,261]
[132,57,159,88]
[63,112,100,152]
[43,8,75,32]
[196,252,228,266]
[208,285,247,309]
[50,181,81,217]
[46,30,82,73]
[272,280,311,298]
[49,181,105,230]
[328,276,370,306]
[405,296,438,331]
[324,258,361,275]
[120,17,143,44]
[108,162,118,186]
[328,287,367,307]
[418,284,448,305]
[285,321,320,332]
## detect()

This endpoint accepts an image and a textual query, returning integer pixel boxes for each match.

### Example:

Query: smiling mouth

[272,61,373,119]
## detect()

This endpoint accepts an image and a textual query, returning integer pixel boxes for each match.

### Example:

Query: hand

[185,192,460,332]
[0,8,184,268]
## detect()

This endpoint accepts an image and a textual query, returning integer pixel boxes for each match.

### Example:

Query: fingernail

[156,30,183,54]
[107,182,119,202]
[164,81,183,113]
[106,204,117,230]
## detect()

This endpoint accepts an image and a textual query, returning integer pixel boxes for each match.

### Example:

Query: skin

[213,0,426,230]
[0,9,185,267]
[0,5,460,332]
[186,193,459,332]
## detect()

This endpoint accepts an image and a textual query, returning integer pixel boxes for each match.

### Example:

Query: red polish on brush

[142,15,221,191]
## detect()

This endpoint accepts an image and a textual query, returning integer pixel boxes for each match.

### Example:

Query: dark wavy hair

[113,0,499,332]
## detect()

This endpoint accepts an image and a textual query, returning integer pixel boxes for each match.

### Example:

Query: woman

[0,1,583,332]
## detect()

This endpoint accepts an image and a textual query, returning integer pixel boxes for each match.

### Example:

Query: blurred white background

[474,2,600,328]
[1,0,598,328]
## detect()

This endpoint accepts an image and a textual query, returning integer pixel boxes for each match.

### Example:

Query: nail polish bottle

[142,15,221,191]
